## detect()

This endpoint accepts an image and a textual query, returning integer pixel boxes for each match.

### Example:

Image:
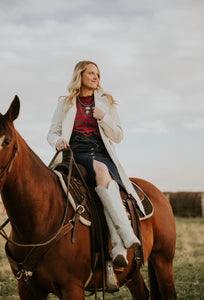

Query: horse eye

[2,139,11,147]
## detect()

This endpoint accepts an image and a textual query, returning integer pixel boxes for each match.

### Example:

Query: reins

[0,148,73,248]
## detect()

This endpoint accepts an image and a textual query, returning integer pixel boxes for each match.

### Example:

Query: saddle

[53,161,154,288]
[54,162,153,226]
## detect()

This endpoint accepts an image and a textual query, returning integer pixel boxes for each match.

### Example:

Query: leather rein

[0,145,73,248]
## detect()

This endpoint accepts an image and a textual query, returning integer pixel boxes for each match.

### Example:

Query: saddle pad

[131,181,154,220]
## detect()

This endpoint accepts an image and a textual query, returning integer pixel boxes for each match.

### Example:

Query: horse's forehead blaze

[0,135,5,151]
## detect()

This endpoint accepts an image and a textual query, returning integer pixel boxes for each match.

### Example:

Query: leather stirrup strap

[71,159,106,299]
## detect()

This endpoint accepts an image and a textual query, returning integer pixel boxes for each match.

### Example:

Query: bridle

[0,147,74,248]
[0,140,19,180]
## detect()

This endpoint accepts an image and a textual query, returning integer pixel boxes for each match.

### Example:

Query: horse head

[0,96,20,189]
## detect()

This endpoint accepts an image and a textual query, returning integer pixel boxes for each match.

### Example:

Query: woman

[47,61,145,268]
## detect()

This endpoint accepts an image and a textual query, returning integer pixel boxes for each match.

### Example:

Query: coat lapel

[94,90,109,113]
[62,98,77,142]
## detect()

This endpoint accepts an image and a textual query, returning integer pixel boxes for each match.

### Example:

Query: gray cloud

[125,120,169,135]
[183,118,204,130]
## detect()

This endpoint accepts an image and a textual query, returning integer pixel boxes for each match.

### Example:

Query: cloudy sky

[0,0,203,191]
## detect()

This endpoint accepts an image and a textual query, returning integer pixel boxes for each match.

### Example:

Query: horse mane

[16,130,52,175]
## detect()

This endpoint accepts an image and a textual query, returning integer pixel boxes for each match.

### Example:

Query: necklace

[77,96,94,115]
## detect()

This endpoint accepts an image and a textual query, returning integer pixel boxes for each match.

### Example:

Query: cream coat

[47,89,145,215]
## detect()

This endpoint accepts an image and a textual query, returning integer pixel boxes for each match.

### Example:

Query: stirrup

[106,261,119,292]
[113,254,128,268]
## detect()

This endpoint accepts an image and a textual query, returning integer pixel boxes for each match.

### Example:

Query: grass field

[0,213,203,300]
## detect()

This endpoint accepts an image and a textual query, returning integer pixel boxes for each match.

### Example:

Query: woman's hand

[92,107,105,120]
[56,138,69,151]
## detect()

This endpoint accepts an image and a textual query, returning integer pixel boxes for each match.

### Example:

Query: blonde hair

[59,60,116,111]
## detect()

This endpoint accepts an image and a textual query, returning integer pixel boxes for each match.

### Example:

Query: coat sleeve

[47,101,65,149]
[98,104,124,143]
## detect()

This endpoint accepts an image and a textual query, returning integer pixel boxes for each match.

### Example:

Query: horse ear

[5,95,20,122]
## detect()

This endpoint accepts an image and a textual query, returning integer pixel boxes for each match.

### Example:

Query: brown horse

[0,96,177,300]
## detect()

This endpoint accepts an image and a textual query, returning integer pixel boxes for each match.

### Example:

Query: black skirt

[63,132,124,189]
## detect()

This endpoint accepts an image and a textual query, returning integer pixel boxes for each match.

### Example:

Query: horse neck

[2,134,64,242]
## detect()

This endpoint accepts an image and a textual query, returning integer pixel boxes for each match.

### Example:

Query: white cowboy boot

[104,209,128,267]
[95,180,141,250]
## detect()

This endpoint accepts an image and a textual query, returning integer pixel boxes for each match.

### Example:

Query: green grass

[173,217,204,300]
[0,271,18,298]
[0,217,204,299]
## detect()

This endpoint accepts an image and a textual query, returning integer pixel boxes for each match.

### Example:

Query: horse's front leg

[18,280,48,300]
[61,279,85,300]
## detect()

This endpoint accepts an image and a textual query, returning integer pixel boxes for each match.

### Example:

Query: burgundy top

[72,96,100,136]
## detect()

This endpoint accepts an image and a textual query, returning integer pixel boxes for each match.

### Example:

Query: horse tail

[148,260,161,299]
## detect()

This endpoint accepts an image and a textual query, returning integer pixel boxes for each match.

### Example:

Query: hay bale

[166,192,203,217]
